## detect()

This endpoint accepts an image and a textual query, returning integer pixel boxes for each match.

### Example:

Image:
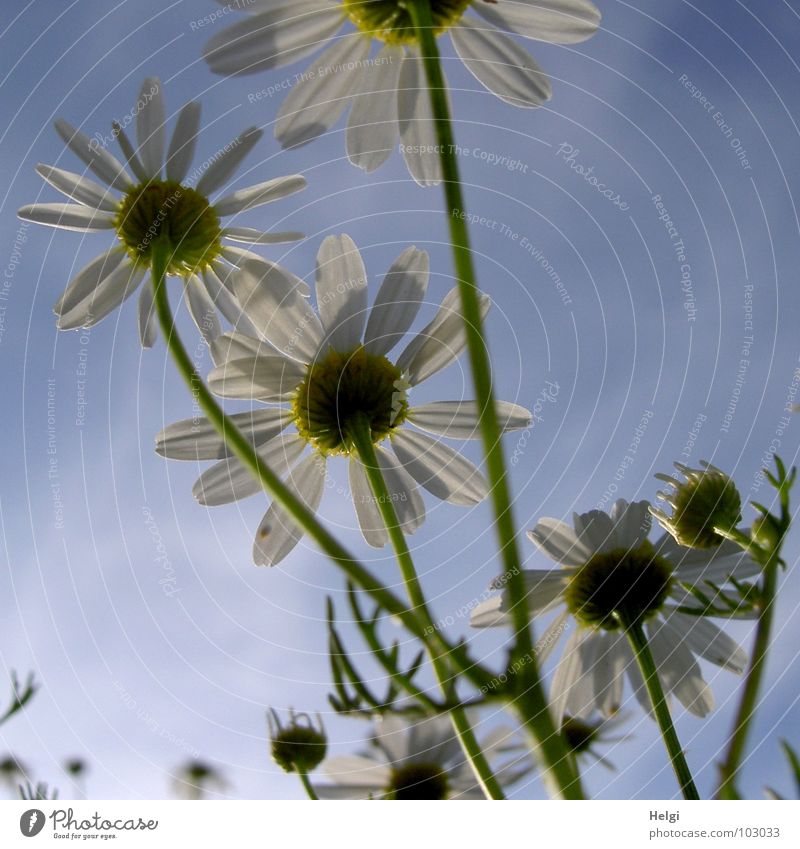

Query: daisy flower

[18,77,307,346]
[315,714,527,798]
[156,233,531,565]
[471,500,759,719]
[203,0,601,185]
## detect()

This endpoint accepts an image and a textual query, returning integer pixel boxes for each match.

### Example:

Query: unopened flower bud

[751,514,782,551]
[268,708,327,774]
[651,461,742,549]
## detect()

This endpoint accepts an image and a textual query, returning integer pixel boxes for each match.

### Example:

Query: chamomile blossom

[471,500,759,719]
[18,77,307,346]
[315,714,527,799]
[156,234,531,565]
[203,0,601,185]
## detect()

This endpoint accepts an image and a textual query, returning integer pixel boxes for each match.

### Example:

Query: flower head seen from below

[651,461,742,549]
[315,714,528,798]
[156,234,531,566]
[471,500,760,720]
[19,77,307,347]
[203,1,601,185]
[269,708,328,773]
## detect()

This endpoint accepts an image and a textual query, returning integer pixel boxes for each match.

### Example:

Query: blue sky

[1,0,800,800]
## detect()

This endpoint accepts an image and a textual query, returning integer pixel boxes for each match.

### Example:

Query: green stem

[624,618,699,799]
[348,416,506,800]
[717,547,780,799]
[406,0,581,799]
[297,770,319,800]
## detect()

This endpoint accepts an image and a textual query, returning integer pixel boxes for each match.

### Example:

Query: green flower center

[669,473,741,549]
[115,180,222,275]
[388,762,449,799]
[343,0,471,44]
[292,346,408,456]
[564,543,674,630]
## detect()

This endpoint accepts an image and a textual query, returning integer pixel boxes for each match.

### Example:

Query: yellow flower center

[564,543,674,630]
[292,346,408,456]
[343,0,471,44]
[115,180,222,275]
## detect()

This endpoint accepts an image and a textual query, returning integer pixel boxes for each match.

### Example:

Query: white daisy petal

[204,2,346,76]
[516,569,569,613]
[54,119,132,189]
[323,754,391,788]
[590,632,628,715]
[222,246,310,297]
[53,247,127,315]
[407,400,531,439]
[209,331,265,367]
[451,18,551,107]
[208,354,305,401]
[470,594,511,628]
[193,433,305,506]
[214,174,307,217]
[184,277,222,344]
[155,408,292,461]
[661,611,747,675]
[315,234,368,350]
[196,127,263,197]
[222,226,304,244]
[364,246,429,356]
[349,457,389,548]
[253,453,327,566]
[58,259,145,330]
[398,52,442,187]
[35,164,119,212]
[231,262,322,361]
[374,446,425,535]
[314,783,384,800]
[472,0,601,45]
[572,509,616,553]
[551,628,591,721]
[527,517,594,566]
[610,499,651,550]
[647,619,715,717]
[18,203,116,232]
[661,535,761,585]
[166,100,202,183]
[137,283,158,349]
[373,714,412,763]
[136,77,166,179]
[201,265,249,328]
[347,43,403,172]
[112,123,150,183]
[565,632,600,719]
[534,608,571,662]
[396,287,490,386]
[276,34,370,148]
[391,428,488,506]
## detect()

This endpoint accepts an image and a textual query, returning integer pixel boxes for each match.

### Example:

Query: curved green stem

[297,770,319,800]
[348,416,506,800]
[406,0,581,799]
[624,618,699,799]
[717,546,780,799]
